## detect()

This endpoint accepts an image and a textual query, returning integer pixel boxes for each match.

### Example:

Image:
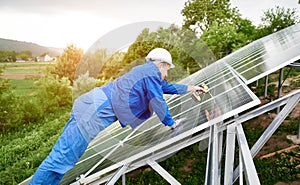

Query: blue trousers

[29,86,116,184]
[29,117,88,185]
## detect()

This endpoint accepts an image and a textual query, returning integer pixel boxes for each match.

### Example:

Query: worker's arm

[161,80,187,94]
[161,80,205,94]
[145,77,175,126]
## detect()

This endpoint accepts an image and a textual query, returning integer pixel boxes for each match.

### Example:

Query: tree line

[0,50,52,62]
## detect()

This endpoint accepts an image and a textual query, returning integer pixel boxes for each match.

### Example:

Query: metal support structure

[250,94,300,157]
[238,149,243,185]
[106,165,128,185]
[205,123,223,185]
[224,123,236,185]
[236,124,260,185]
[232,91,300,183]
[69,91,300,185]
[217,129,223,185]
[264,75,268,98]
[277,68,284,113]
[223,122,261,185]
[122,174,126,185]
[147,159,181,185]
[205,125,217,185]
[83,130,211,185]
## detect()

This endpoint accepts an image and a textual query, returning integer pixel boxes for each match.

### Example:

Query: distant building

[36,54,57,62]
[16,58,26,62]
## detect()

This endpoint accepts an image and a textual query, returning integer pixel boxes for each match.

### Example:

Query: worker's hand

[188,84,209,94]
[170,118,187,129]
[188,86,205,94]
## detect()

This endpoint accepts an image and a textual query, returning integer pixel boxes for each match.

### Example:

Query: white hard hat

[145,48,175,68]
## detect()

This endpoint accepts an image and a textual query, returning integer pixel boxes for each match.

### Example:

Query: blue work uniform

[112,61,187,128]
[29,61,187,185]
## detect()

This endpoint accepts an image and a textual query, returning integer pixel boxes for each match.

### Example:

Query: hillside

[0,38,63,56]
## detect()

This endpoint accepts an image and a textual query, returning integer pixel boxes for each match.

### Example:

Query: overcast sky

[0,0,299,50]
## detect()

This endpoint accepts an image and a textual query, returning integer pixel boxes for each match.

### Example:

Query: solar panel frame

[223,24,300,84]
[62,55,261,184]
[63,24,300,184]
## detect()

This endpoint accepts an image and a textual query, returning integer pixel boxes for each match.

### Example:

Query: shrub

[72,71,98,99]
[0,78,23,133]
[21,98,43,124]
[34,76,72,113]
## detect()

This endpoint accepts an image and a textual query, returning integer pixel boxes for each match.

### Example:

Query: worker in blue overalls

[29,48,205,184]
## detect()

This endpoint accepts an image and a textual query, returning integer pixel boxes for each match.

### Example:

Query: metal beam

[236,124,260,185]
[224,123,236,185]
[147,159,181,185]
[122,174,126,185]
[85,131,210,185]
[86,91,300,185]
[250,93,300,157]
[264,75,268,98]
[217,129,223,185]
[205,123,223,185]
[106,165,128,185]
[233,92,300,182]
[205,125,216,185]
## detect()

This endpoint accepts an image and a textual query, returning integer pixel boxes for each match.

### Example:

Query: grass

[9,79,36,96]
[0,62,53,96]
[0,62,53,75]
[0,62,53,67]
[0,110,70,185]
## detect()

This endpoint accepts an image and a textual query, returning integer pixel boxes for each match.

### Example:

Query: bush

[0,111,70,185]
[72,71,98,99]
[0,78,22,133]
[21,98,43,124]
[34,76,72,113]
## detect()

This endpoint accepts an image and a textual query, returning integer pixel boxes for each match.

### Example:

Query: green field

[0,62,54,96]
[9,79,36,96]
[0,62,53,75]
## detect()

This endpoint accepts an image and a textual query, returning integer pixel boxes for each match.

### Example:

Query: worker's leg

[28,168,63,185]
[29,116,88,185]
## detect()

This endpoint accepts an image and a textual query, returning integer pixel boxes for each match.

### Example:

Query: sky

[0,0,299,51]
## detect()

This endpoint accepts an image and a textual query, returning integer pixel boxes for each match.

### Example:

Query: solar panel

[222,23,300,84]
[61,24,300,184]
[20,23,300,185]
[61,51,260,184]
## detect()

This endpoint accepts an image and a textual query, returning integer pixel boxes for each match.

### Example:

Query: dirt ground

[253,75,300,157]
[275,182,300,185]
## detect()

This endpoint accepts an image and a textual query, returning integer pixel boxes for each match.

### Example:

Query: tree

[47,44,83,84]
[201,19,257,59]
[0,66,21,133]
[97,51,125,80]
[40,52,48,57]
[258,6,299,37]
[76,49,109,80]
[182,0,257,59]
[16,50,33,61]
[181,0,240,33]
[0,50,17,62]
[120,25,216,80]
